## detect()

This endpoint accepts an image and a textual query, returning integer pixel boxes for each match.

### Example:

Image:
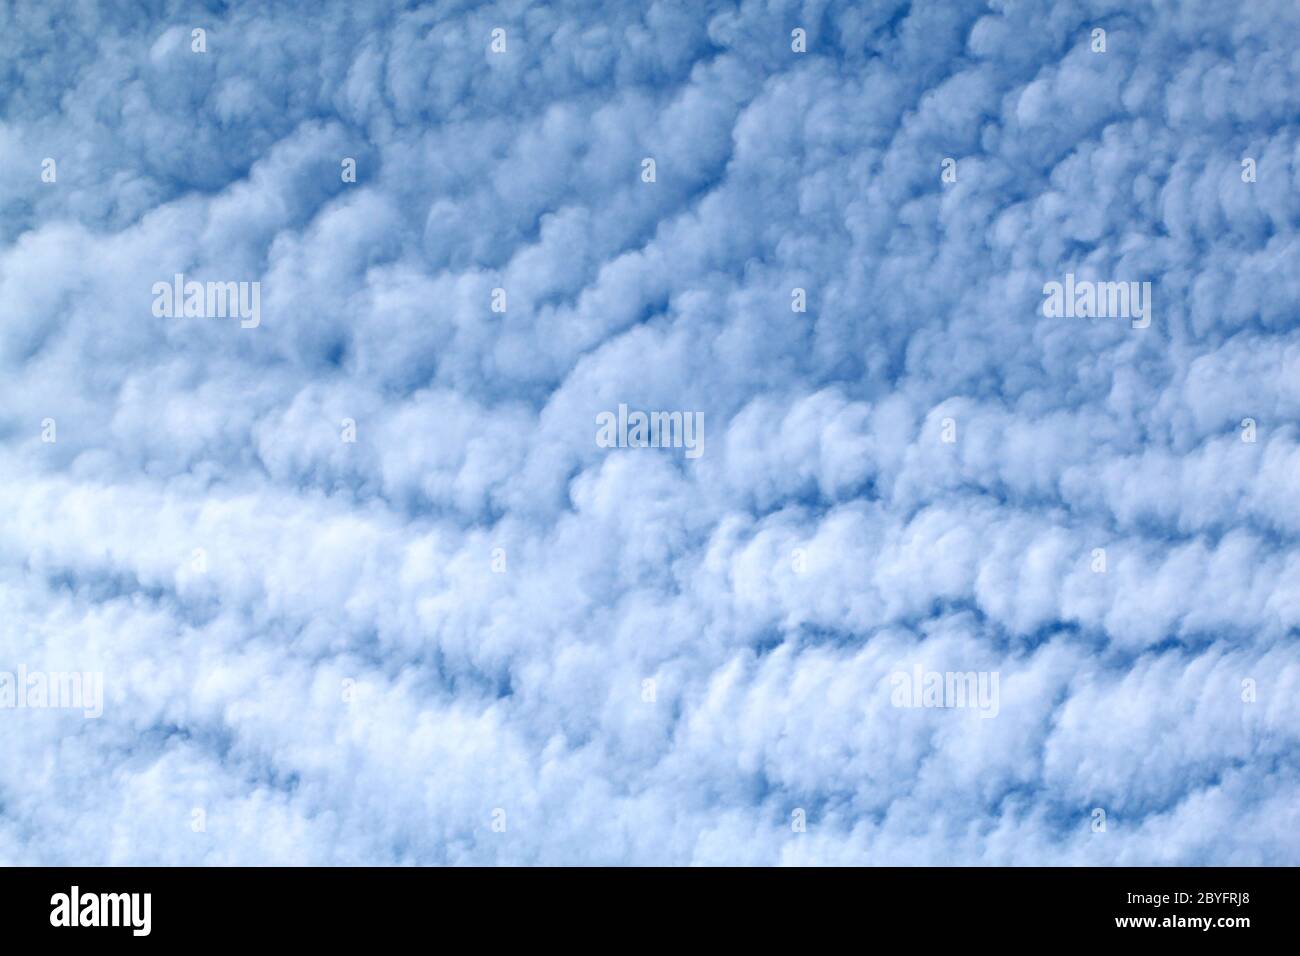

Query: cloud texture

[0,0,1297,864]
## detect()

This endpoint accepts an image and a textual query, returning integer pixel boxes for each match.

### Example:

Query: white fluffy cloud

[0,0,1296,864]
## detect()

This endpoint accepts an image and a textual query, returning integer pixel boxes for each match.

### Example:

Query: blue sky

[0,0,1297,864]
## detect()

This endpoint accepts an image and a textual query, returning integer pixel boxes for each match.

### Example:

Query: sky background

[0,0,1297,865]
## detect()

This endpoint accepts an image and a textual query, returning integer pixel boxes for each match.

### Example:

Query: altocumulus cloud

[0,0,1297,864]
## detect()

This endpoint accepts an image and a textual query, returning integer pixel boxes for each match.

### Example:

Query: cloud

[0,0,1296,864]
